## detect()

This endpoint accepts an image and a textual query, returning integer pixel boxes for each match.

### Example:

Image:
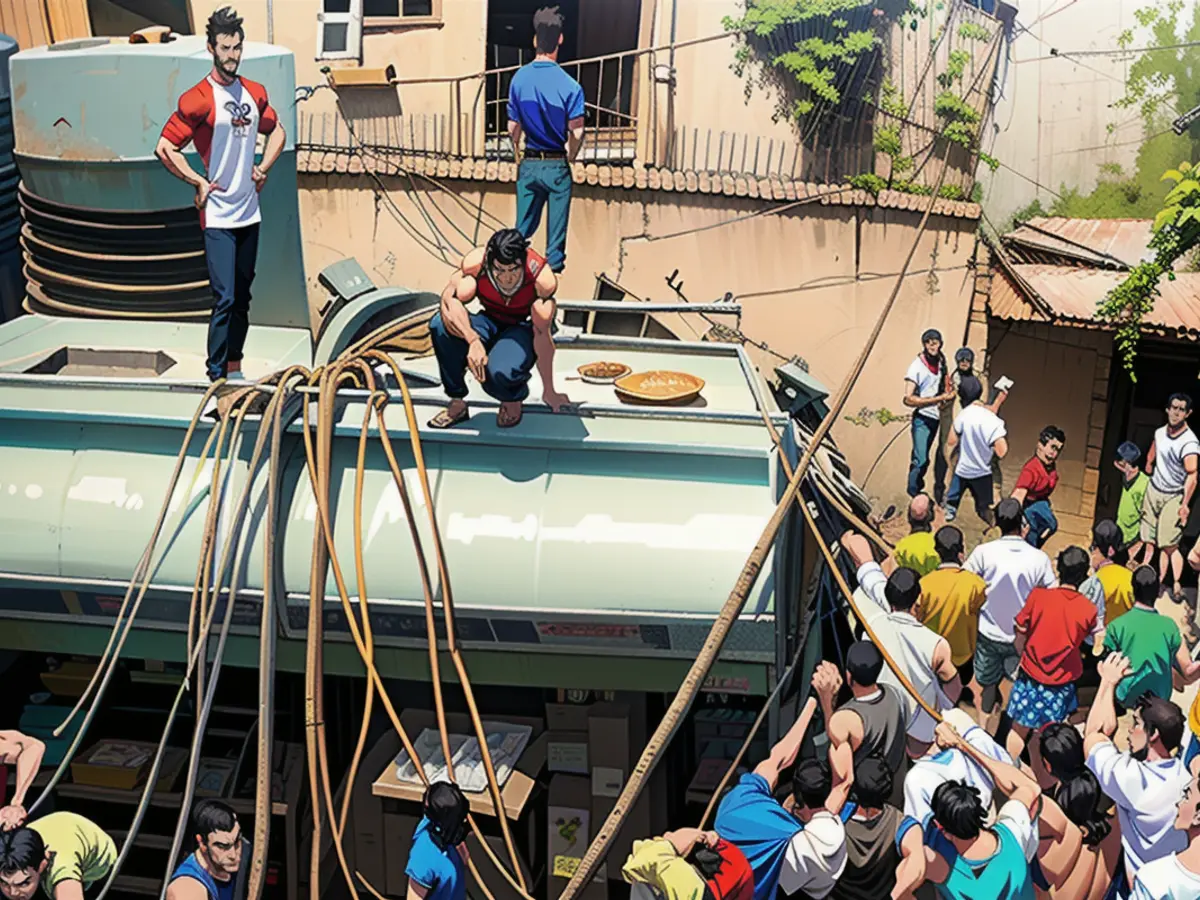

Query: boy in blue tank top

[406,782,470,900]
[167,800,244,900]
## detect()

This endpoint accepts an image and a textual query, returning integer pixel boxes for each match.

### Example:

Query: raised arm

[754,697,819,791]
[935,721,1041,815]
[0,730,44,828]
[1084,653,1131,755]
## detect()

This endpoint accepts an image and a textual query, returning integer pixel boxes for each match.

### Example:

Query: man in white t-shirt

[943,374,1008,525]
[1132,768,1200,900]
[1085,652,1190,886]
[1138,393,1200,602]
[841,531,962,758]
[963,498,1056,725]
[156,7,286,384]
[903,329,955,500]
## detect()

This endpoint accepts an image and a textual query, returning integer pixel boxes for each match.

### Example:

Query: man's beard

[214,55,239,76]
[1132,745,1149,762]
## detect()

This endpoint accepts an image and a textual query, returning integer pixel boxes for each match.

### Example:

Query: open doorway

[484,0,642,161]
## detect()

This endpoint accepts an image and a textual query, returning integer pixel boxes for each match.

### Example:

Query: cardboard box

[547,731,589,775]
[465,833,534,900]
[587,700,650,870]
[547,702,592,732]
[547,775,607,900]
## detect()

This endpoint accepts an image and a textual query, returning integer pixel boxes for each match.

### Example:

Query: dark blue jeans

[908,414,942,497]
[429,311,536,403]
[1023,500,1058,548]
[947,473,994,524]
[203,223,259,382]
[516,158,571,272]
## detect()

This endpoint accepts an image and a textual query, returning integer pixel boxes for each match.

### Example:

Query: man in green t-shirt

[1115,441,1150,553]
[1104,566,1200,708]
[0,812,115,900]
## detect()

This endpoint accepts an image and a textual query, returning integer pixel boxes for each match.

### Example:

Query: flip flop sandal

[497,406,523,429]
[428,406,469,429]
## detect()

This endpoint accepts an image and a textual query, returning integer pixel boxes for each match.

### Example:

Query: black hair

[930,781,986,840]
[957,374,983,406]
[1039,425,1066,446]
[1057,546,1090,588]
[1168,392,1194,413]
[1132,565,1160,607]
[687,844,723,882]
[850,754,893,810]
[1092,519,1122,559]
[908,494,935,531]
[845,641,884,688]
[1116,441,1141,465]
[206,6,244,44]
[995,498,1024,536]
[424,781,469,850]
[884,567,920,611]
[791,758,831,810]
[192,799,238,847]
[0,826,45,875]
[484,228,529,270]
[532,5,565,54]
[1038,723,1114,846]
[934,525,964,563]
[1137,693,1185,753]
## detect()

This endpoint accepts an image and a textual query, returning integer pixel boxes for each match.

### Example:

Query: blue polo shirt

[405,817,465,900]
[506,60,585,151]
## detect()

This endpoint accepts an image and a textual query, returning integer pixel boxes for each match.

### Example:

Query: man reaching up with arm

[0,732,44,831]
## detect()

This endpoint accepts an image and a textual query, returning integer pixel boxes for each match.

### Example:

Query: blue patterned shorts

[1008,672,1078,729]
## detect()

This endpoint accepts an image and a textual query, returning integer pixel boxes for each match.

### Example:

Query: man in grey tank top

[815,642,909,811]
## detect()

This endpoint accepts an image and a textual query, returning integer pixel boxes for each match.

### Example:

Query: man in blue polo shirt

[506,5,585,274]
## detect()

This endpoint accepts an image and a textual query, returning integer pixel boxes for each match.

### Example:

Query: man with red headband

[622,827,753,900]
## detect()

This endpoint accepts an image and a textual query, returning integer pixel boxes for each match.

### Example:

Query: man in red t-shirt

[1005,545,1098,769]
[427,228,571,430]
[154,7,285,384]
[1012,425,1065,549]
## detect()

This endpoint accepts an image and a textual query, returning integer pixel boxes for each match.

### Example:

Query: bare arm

[932,639,962,705]
[406,880,430,900]
[155,136,207,189]
[1011,486,1028,504]
[993,437,1009,460]
[1182,454,1198,524]
[893,827,943,900]
[440,249,484,344]
[567,116,585,162]
[52,881,86,900]
[1175,643,1200,683]
[903,381,947,410]
[531,264,564,405]
[937,722,1041,814]
[826,710,861,816]
[166,878,211,900]
[507,119,523,160]
[754,697,818,790]
[1084,654,1130,754]
[0,730,45,814]
[259,122,286,174]
[1145,441,1157,476]
[944,427,959,463]
[840,531,876,569]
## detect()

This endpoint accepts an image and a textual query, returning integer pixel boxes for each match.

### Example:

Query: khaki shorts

[1141,481,1185,547]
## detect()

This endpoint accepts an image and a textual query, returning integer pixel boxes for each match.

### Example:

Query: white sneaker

[226,371,245,382]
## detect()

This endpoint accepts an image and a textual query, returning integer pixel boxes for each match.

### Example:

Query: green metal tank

[10,36,306,328]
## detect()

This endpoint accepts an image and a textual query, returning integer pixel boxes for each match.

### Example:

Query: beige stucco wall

[297,174,978,513]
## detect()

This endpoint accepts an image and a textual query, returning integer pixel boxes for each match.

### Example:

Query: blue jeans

[946,473,994,524]
[516,158,571,272]
[203,224,259,382]
[429,311,536,403]
[1024,500,1058,548]
[908,414,941,497]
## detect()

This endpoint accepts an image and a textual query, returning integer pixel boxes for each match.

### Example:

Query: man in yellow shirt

[623,828,753,900]
[890,494,940,578]
[1081,519,1135,637]
[0,812,115,900]
[918,525,988,698]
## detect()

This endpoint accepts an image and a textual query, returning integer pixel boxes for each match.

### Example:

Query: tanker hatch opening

[24,347,177,377]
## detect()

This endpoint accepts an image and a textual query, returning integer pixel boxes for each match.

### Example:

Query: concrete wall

[976,0,1145,227]
[297,174,979,514]
[986,317,1111,553]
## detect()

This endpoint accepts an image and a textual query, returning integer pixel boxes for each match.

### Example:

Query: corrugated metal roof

[989,263,1200,340]
[1004,217,1156,269]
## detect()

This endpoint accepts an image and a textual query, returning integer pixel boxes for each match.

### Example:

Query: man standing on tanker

[155,6,285,384]
[427,228,570,429]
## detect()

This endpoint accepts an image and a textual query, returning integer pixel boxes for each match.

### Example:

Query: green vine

[1099,161,1200,377]
[958,21,989,41]
[978,151,1000,172]
[937,50,971,88]
[850,173,888,195]
[935,89,981,148]
[844,406,911,427]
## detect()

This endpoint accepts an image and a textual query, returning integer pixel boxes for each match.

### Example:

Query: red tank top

[475,249,545,326]
[705,839,754,900]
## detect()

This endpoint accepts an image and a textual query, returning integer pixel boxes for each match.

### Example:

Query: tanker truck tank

[11,35,306,325]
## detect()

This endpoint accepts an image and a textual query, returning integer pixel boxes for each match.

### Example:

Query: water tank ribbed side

[0,33,20,322]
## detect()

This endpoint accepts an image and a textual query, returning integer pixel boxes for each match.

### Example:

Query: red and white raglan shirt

[161,75,279,229]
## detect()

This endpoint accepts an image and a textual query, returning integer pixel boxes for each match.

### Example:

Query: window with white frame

[317,0,442,55]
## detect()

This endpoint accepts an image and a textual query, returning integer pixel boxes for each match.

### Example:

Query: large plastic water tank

[0,34,20,323]
[10,36,307,327]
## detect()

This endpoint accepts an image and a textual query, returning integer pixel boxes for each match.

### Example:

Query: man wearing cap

[903,330,955,500]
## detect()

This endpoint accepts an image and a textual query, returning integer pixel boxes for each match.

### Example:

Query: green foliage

[1006,197,1049,232]
[1114,0,1200,134]
[724,0,892,122]
[935,90,981,148]
[937,50,971,88]
[1099,161,1200,376]
[971,182,984,203]
[874,125,902,158]
[894,179,934,196]
[879,79,906,118]
[958,22,989,41]
[978,152,1000,172]
[844,406,910,427]
[850,173,888,195]
[938,184,966,200]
